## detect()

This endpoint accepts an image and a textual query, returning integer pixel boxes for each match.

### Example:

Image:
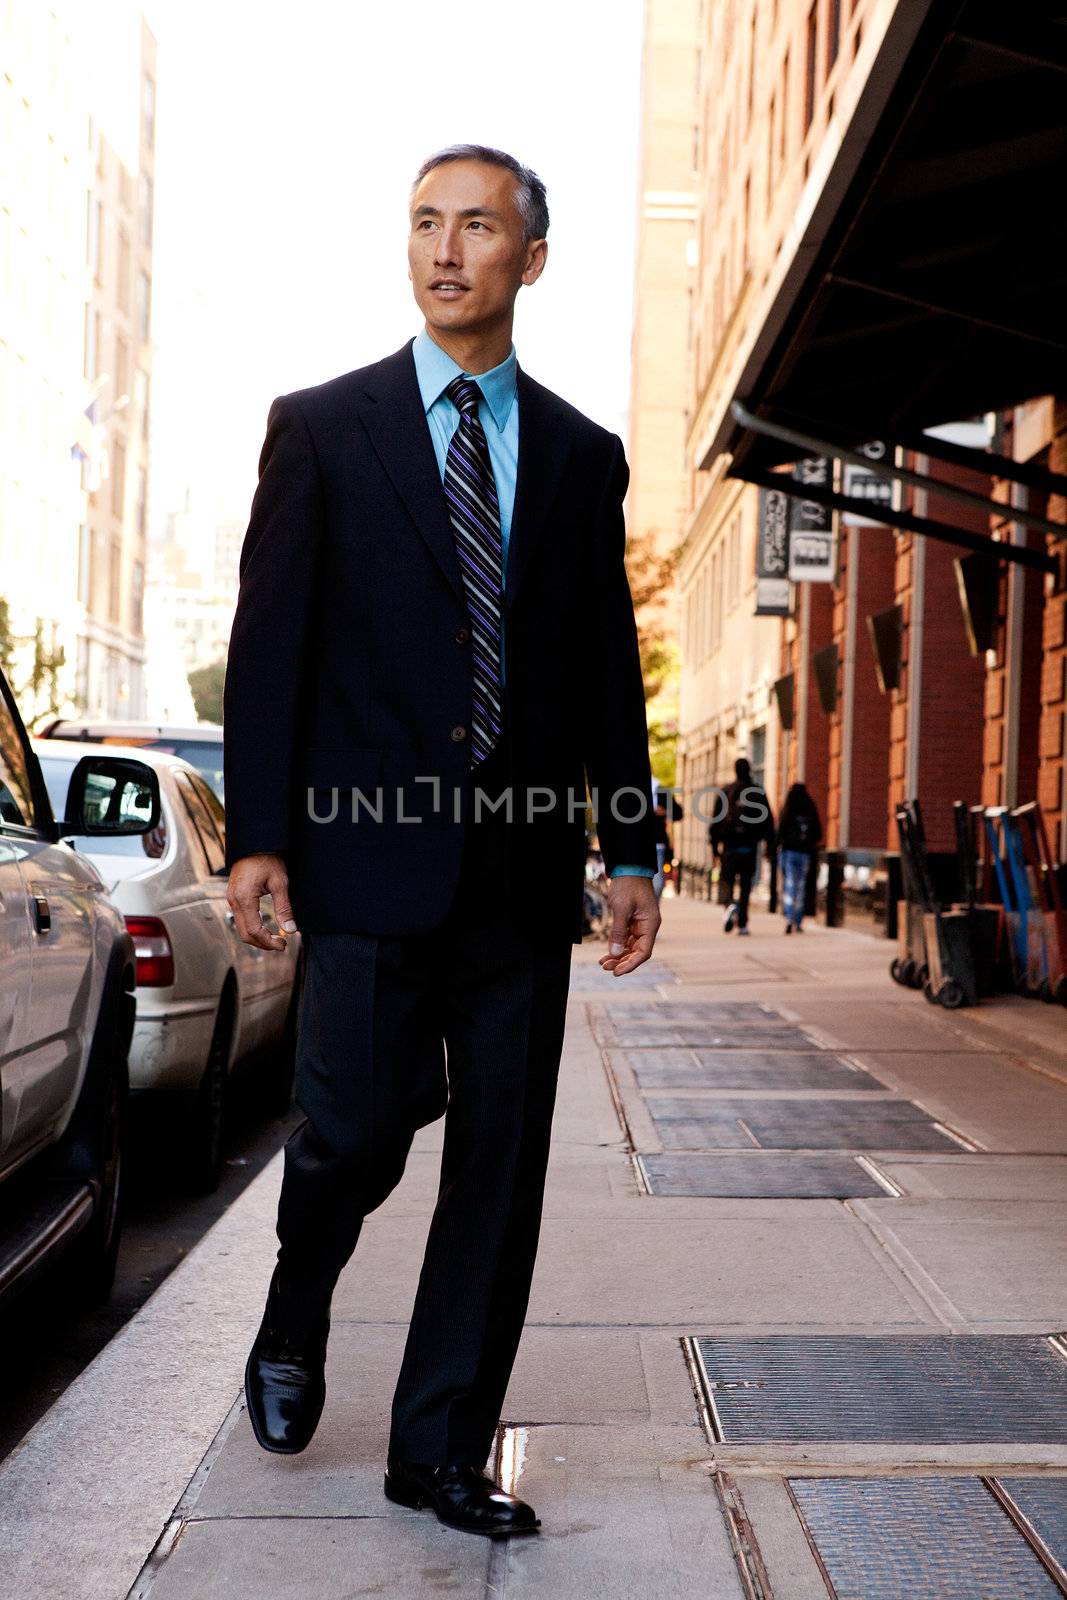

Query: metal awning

[702,0,1067,516]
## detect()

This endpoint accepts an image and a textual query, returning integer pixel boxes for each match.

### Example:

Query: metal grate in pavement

[647,1095,961,1151]
[650,1110,761,1149]
[617,1002,784,1023]
[693,1335,1067,1443]
[997,1478,1067,1574]
[610,1023,817,1050]
[788,1477,1065,1599]
[624,1048,881,1091]
[569,962,676,992]
[640,1152,890,1198]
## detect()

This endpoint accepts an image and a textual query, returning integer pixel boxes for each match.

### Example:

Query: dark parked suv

[0,674,161,1305]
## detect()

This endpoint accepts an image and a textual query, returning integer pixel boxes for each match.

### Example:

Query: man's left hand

[598,876,661,977]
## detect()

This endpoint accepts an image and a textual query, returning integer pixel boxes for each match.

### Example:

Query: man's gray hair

[411,144,549,244]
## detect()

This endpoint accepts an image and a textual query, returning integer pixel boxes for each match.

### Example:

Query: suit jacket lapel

[357,340,467,605]
[505,367,572,615]
[356,342,574,619]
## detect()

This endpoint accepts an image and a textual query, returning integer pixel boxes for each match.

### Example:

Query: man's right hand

[227,853,297,950]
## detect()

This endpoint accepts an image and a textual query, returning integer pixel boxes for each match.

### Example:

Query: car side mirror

[60,755,162,836]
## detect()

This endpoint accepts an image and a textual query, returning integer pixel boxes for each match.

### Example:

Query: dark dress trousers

[223,339,656,1469]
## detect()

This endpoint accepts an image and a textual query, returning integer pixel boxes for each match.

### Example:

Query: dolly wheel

[939,978,965,1009]
[923,981,938,1005]
[890,958,904,984]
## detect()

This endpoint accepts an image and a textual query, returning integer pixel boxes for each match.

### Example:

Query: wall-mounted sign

[842,440,894,526]
[756,485,791,615]
[788,457,836,582]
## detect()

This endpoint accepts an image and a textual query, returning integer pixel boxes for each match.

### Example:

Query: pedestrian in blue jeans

[776,782,822,934]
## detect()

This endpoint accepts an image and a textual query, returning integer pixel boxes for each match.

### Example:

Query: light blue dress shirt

[411,328,653,882]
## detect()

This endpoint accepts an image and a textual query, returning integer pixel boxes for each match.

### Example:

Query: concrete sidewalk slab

[3,892,1067,1598]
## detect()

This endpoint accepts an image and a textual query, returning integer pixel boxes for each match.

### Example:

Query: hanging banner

[755,485,791,615]
[842,440,894,526]
[788,456,836,582]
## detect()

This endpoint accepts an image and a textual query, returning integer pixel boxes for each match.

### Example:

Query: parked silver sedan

[34,740,303,1192]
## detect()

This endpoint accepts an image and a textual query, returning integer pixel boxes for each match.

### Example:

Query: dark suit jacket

[222,338,656,942]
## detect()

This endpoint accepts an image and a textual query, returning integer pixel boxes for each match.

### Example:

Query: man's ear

[522,238,548,286]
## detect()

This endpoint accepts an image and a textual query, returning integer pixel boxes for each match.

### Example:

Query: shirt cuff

[610,865,656,878]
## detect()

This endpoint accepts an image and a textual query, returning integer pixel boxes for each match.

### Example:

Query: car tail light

[125,915,175,986]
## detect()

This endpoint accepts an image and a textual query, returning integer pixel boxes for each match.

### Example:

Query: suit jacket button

[455,627,470,644]
[450,725,467,742]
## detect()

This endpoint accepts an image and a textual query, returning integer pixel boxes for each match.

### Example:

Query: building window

[111,439,126,520]
[142,76,155,150]
[117,228,130,312]
[135,466,147,537]
[131,559,144,633]
[86,191,103,277]
[827,0,841,68]
[133,368,149,437]
[750,726,767,791]
[78,523,92,605]
[108,538,121,623]
[743,174,751,271]
[136,273,151,342]
[780,48,790,163]
[83,303,98,380]
[138,172,153,248]
[767,93,776,209]
[804,4,818,131]
[114,334,129,401]
[76,633,89,709]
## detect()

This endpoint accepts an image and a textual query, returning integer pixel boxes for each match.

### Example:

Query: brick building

[653,0,1067,885]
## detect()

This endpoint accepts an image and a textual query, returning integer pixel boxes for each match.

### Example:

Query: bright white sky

[128,0,646,534]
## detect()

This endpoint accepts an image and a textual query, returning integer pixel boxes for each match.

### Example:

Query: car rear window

[130,740,224,800]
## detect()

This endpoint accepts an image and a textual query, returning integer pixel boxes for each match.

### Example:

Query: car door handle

[32,894,51,934]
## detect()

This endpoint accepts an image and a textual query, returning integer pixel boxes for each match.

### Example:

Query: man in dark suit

[224,144,661,1538]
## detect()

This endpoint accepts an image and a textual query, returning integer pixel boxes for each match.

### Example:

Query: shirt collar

[412,327,517,433]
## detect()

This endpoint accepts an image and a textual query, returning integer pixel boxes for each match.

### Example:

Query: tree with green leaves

[189,656,227,724]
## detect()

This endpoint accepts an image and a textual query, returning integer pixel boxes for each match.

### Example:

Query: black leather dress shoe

[384,1459,540,1537]
[244,1271,329,1455]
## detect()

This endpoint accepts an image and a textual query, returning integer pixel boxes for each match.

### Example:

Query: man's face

[408,159,547,338]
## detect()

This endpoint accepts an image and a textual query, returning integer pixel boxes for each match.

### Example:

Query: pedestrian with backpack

[776,782,823,933]
[707,757,776,935]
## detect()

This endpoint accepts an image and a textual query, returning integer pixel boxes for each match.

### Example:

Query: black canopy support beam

[729,462,1059,577]
[731,401,1067,542]
[894,429,1067,500]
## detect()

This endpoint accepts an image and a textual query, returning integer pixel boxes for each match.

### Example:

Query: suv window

[0,687,36,828]
[175,771,225,875]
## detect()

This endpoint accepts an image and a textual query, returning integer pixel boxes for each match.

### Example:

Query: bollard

[824,851,846,927]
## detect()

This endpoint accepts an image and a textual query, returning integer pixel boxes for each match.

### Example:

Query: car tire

[49,965,132,1306]
[186,993,233,1195]
[264,951,305,1118]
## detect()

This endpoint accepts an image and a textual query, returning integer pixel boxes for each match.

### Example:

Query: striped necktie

[443,375,504,765]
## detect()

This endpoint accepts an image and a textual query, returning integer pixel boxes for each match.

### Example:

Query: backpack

[791,810,816,848]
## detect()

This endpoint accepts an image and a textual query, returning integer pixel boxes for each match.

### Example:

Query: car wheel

[263,952,305,1118]
[50,970,132,1305]
[187,996,232,1195]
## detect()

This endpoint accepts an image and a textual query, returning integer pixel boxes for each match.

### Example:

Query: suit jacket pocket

[299,747,384,790]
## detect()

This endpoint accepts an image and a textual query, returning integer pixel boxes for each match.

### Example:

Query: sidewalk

[2,896,1066,1598]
